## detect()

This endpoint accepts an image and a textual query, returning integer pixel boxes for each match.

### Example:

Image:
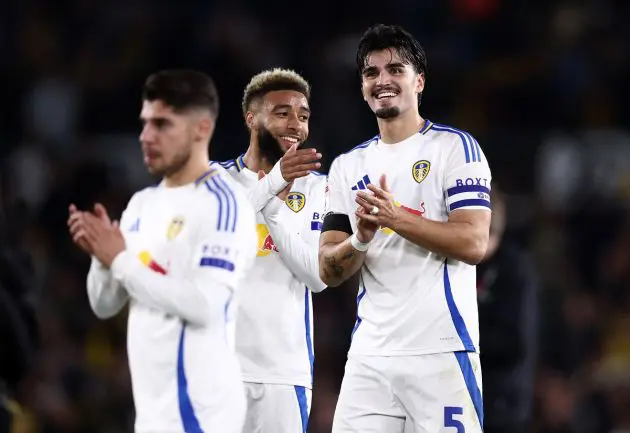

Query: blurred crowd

[1,0,630,432]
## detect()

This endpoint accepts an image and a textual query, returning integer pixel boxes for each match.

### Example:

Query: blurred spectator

[0,195,39,433]
[0,0,629,431]
[478,186,538,433]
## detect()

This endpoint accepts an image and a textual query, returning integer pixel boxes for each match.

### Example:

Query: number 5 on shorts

[444,406,464,432]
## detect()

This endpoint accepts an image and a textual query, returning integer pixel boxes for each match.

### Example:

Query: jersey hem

[241,375,313,389]
[348,344,478,357]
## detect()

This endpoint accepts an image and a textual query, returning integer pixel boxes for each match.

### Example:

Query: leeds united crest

[286,192,305,213]
[167,216,185,240]
[412,160,431,183]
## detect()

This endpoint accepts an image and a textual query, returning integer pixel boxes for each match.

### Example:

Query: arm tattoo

[324,250,356,278]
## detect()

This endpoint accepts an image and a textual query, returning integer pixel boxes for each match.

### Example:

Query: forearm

[110,251,229,326]
[319,236,366,287]
[392,212,488,265]
[247,162,288,212]
[87,257,129,319]
[263,199,326,292]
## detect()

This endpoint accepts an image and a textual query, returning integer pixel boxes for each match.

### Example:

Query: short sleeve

[324,156,349,217]
[444,133,492,213]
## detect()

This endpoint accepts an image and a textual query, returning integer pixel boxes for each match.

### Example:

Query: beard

[257,126,285,165]
[147,147,191,179]
[375,106,401,119]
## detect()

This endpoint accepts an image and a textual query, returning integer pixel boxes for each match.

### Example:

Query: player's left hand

[80,204,127,267]
[355,174,399,229]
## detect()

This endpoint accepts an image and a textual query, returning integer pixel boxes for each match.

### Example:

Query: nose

[139,124,153,143]
[376,70,393,85]
[286,112,300,131]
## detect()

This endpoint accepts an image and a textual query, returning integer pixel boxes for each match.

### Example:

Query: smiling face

[360,48,425,120]
[247,89,310,163]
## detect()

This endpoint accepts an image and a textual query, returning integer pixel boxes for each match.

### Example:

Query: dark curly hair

[356,24,427,78]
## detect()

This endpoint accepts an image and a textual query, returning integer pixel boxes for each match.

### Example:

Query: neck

[163,150,210,188]
[243,136,274,173]
[377,110,424,144]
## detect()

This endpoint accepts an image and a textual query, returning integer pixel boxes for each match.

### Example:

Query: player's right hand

[258,170,294,201]
[355,206,379,243]
[68,204,92,253]
[279,143,322,182]
[68,203,116,254]
[92,203,113,225]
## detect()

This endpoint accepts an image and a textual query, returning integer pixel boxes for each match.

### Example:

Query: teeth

[281,136,299,143]
[376,92,397,99]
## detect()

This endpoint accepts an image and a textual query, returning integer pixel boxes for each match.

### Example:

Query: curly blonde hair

[241,68,310,118]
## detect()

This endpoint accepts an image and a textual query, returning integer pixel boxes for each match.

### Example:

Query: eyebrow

[139,116,170,124]
[272,104,311,114]
[363,62,406,72]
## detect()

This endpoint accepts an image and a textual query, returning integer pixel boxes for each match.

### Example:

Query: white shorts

[241,382,312,433]
[332,352,483,433]
[134,381,246,433]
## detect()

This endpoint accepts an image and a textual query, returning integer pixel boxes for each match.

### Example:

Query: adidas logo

[351,175,372,191]
[129,218,140,232]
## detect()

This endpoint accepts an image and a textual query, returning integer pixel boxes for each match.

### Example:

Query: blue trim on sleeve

[199,257,235,271]
[450,199,491,212]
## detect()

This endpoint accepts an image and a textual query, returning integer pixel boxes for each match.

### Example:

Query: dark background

[1,0,630,431]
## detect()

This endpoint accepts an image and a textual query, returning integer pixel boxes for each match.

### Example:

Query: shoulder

[345,134,379,155]
[210,155,244,174]
[296,171,328,197]
[126,184,159,208]
[194,169,255,229]
[331,134,379,170]
[427,122,485,164]
[195,168,247,202]
[305,170,327,185]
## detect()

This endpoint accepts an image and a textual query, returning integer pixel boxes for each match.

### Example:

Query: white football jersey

[216,154,327,389]
[325,120,492,357]
[86,168,257,432]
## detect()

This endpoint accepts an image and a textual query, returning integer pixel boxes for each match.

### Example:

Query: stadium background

[1,0,630,431]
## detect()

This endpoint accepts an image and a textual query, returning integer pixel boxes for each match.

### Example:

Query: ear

[245,111,257,131]
[361,80,369,102]
[415,72,425,95]
[195,116,214,141]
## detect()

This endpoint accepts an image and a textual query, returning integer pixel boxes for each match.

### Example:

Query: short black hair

[142,69,219,119]
[242,68,310,118]
[356,24,428,78]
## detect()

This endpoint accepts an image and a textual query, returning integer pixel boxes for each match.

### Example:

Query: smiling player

[319,25,492,432]
[217,68,327,433]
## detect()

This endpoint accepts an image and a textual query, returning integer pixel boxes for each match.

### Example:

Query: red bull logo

[380,201,426,235]
[256,224,278,256]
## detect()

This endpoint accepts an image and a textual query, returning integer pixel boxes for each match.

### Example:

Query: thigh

[259,384,311,433]
[332,356,405,433]
[242,382,265,433]
[393,352,483,433]
[198,382,246,433]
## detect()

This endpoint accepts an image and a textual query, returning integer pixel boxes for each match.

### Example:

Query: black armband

[322,212,352,234]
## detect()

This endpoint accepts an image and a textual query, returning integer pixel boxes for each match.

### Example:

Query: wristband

[350,233,371,252]
[268,161,290,195]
